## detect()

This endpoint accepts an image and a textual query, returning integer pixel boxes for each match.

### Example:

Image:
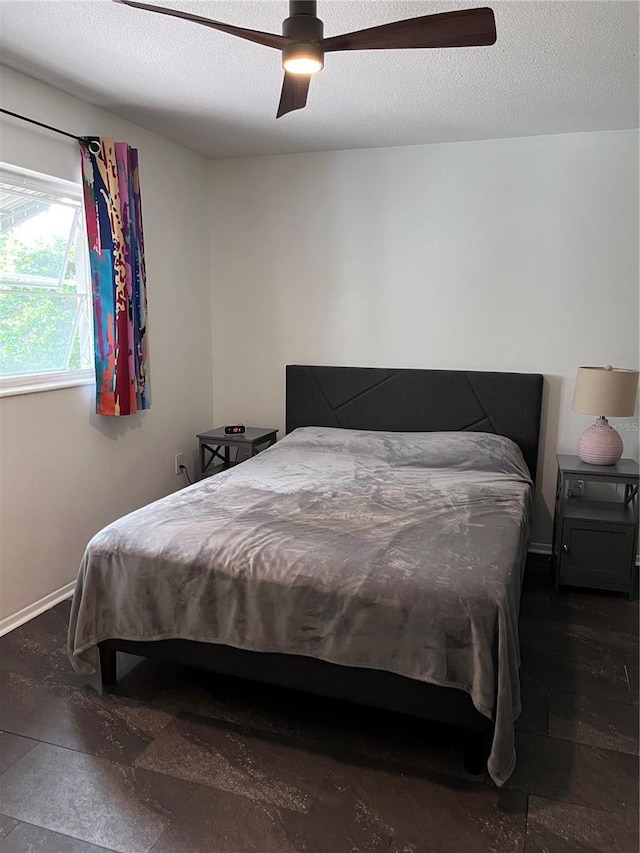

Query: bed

[68,365,543,786]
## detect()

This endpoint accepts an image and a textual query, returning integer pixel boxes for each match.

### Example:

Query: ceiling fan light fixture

[283,56,323,74]
[282,42,324,75]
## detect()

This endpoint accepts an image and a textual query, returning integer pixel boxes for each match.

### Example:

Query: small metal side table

[552,454,639,599]
[197,427,278,480]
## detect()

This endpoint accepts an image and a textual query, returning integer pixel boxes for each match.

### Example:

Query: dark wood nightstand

[197,427,278,480]
[552,454,639,599]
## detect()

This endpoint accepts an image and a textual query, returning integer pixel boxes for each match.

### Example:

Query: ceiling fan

[114,1,497,118]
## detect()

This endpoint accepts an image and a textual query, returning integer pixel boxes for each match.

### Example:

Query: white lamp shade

[572,366,639,417]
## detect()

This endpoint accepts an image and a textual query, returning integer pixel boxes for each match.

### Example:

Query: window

[0,164,94,396]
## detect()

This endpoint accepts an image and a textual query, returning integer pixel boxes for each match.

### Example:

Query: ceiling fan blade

[322,7,496,52]
[113,0,290,50]
[277,72,311,118]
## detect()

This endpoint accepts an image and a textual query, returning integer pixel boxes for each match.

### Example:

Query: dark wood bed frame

[99,365,544,774]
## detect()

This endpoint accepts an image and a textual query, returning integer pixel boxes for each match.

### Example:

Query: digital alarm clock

[224,424,246,435]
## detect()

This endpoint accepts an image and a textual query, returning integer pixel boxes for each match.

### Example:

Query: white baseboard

[528,542,552,557]
[0,581,75,638]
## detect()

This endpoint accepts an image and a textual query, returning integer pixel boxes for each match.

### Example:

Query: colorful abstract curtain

[80,137,150,416]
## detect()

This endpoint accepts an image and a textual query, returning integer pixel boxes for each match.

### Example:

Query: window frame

[0,163,95,398]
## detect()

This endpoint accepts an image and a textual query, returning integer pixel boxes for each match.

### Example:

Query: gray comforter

[68,427,532,786]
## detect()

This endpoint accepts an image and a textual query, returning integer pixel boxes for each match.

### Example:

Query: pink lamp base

[577,417,623,465]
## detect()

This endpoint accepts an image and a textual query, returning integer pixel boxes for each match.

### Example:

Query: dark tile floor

[0,557,637,852]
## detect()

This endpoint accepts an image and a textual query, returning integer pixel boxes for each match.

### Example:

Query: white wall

[209,130,639,546]
[0,67,214,625]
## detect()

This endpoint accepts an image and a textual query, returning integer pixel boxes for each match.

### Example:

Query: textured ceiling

[0,0,638,158]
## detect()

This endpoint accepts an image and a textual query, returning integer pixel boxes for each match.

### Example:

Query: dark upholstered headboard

[286,365,544,482]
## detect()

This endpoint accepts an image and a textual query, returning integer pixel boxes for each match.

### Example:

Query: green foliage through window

[0,172,93,379]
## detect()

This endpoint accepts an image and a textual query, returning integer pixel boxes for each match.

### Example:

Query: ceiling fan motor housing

[282,0,324,72]
[283,1,323,41]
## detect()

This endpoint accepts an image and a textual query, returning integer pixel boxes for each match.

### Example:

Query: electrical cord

[179,464,193,485]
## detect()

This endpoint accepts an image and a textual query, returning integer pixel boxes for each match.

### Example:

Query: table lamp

[572,365,639,465]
